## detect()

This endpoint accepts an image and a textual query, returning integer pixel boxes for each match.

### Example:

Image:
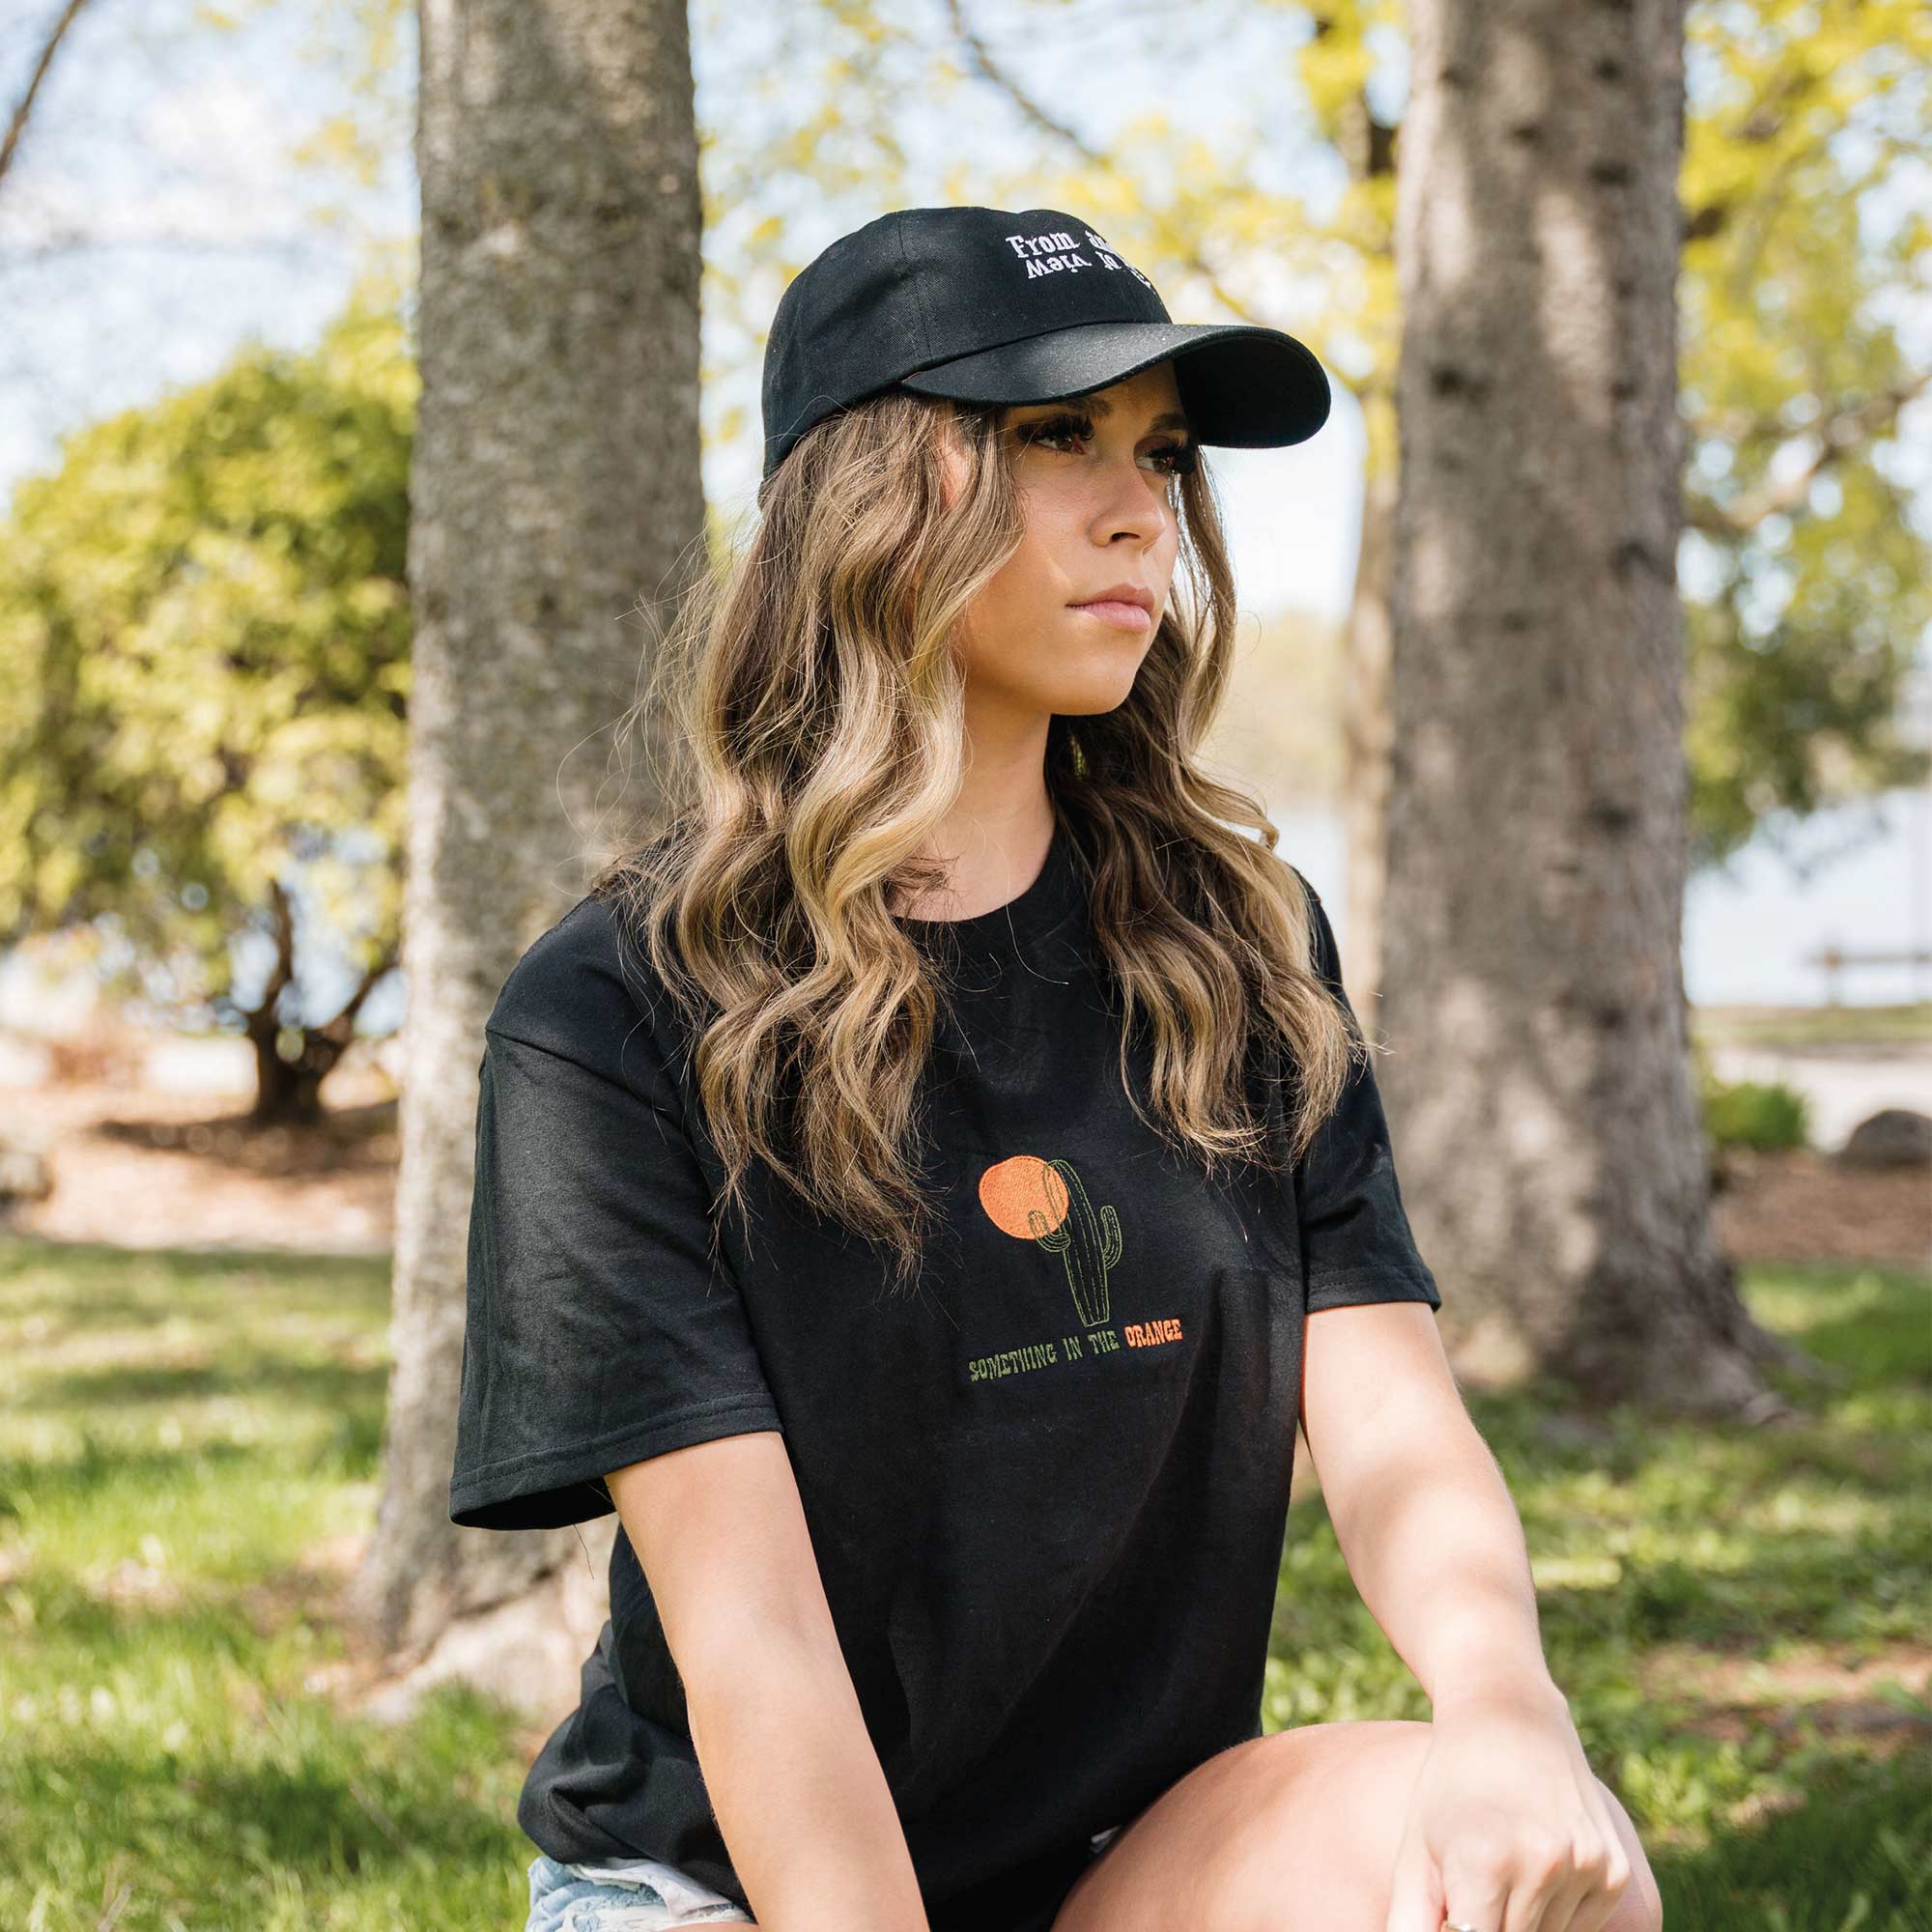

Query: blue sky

[1,0,1925,1006]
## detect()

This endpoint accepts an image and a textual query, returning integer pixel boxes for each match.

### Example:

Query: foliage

[1705,1073,1814,1151]
[0,289,415,1037]
[1679,0,1932,867]
[684,0,1930,869]
[12,0,1921,1021]
[1,1237,1926,1925]
[1690,1037,1813,1150]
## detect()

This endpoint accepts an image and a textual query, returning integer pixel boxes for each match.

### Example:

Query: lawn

[0,1236,1927,1930]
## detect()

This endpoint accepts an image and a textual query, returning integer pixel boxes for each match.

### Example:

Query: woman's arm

[610,1431,930,1932]
[1298,1300,1566,1716]
[682,1617,929,1932]
[1300,1303,1640,1925]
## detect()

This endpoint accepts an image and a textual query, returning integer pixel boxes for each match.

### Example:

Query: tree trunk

[1340,456,1398,1010]
[1383,0,1808,1413]
[248,1022,319,1127]
[345,0,706,1721]
[246,938,397,1128]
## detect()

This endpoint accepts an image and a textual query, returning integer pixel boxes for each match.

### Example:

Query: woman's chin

[1037,670,1145,717]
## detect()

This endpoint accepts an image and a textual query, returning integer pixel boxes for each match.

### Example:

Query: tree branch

[1686,369,1932,537]
[939,0,1271,331]
[0,0,95,192]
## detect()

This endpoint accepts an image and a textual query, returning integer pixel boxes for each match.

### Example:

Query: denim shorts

[526,1853,755,1929]
[526,1827,1124,1931]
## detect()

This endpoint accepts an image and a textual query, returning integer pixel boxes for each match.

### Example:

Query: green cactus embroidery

[1027,1157,1120,1327]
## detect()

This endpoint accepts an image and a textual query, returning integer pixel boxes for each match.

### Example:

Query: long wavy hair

[591,385,1366,1294]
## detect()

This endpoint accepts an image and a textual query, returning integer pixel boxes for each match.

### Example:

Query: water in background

[1274,783,1931,1010]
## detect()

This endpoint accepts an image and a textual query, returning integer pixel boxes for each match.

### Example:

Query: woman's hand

[1384,1681,1634,1932]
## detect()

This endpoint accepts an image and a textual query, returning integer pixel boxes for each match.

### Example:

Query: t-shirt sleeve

[448,905,783,1533]
[1291,875,1442,1315]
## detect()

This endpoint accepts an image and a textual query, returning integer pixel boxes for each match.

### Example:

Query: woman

[450,204,1664,1932]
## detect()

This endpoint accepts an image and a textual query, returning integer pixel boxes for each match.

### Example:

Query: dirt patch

[1712,1146,1931,1270]
[1642,1636,1932,1703]
[2,1070,398,1255]
[1639,1638,1932,1759]
[6,1076,1927,1271]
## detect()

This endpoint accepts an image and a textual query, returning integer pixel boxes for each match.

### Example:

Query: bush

[1700,1065,1812,1151]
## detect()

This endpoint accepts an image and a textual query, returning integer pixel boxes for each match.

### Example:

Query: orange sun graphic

[979,1155,1069,1239]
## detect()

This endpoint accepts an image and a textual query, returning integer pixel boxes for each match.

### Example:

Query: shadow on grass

[5,1707,528,1892]
[180,1750,517,1873]
[1570,1524,1932,1654]
[1780,1302,1932,1391]
[16,1356,391,1415]
[0,1401,386,1514]
[5,1557,359,1651]
[1653,1746,1932,1931]
[0,1235,393,1320]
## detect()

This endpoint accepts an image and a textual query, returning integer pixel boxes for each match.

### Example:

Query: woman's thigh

[1048,1719,1662,1932]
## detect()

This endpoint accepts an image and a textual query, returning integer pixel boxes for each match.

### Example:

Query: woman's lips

[1070,600,1153,630]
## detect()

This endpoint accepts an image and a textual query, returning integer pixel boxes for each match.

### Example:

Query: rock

[0,1136,53,1207]
[1836,1108,1932,1168]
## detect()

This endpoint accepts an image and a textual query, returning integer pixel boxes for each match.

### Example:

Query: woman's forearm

[685,1621,930,1932]
[1322,1419,1568,1719]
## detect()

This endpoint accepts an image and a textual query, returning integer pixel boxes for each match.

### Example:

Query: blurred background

[0,2,1926,1927]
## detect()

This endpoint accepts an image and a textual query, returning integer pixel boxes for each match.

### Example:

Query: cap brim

[895,320,1331,448]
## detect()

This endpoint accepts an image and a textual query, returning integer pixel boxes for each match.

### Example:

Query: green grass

[2,1238,1928,1929]
[1691,1002,1932,1052]
[0,1241,530,1931]
[1269,1260,1932,1930]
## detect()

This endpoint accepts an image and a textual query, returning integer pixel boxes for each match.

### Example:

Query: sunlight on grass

[1,1236,1927,1929]
[0,1239,531,1931]
[1269,1262,1931,1928]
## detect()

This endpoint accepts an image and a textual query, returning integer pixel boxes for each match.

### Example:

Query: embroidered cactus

[1027,1157,1120,1327]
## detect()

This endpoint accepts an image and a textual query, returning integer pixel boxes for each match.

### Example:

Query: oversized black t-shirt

[448,818,1440,1932]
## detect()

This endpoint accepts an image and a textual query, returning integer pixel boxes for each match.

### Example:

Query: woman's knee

[1049,1720,1421,1932]
[1216,1726,1663,1932]
[1053,1718,1662,1932]
[1208,1719,1431,1925]
[1594,1777,1664,1932]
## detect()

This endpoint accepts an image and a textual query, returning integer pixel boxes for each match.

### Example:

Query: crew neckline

[893,818,1077,946]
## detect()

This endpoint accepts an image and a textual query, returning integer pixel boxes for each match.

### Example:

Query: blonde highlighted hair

[593,385,1363,1293]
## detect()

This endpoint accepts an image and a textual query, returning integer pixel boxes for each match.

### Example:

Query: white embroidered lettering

[1024,251,1097,278]
[1003,227,1155,290]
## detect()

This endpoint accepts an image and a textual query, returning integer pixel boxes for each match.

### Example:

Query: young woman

[450,205,1664,1932]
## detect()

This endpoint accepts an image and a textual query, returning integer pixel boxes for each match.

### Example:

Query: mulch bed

[1712,1146,1929,1271]
[2,1077,1926,1270]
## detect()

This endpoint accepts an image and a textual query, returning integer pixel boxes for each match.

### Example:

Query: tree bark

[1383,0,1804,1411]
[1340,458,1398,1007]
[345,0,705,1720]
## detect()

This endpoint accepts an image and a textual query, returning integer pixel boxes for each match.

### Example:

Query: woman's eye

[1018,413,1094,453]
[1017,415,1198,478]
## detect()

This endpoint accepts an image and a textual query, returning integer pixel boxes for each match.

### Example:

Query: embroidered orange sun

[979,1155,1069,1239]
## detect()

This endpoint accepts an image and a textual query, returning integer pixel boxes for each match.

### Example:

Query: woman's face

[942,358,1192,728]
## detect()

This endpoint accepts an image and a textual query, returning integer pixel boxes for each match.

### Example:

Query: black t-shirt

[448,818,1440,1931]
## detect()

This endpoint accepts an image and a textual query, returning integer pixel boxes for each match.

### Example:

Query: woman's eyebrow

[1031,394,1193,435]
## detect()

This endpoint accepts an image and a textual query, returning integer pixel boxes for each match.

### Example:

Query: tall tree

[1385,0,1800,1410]
[912,0,1927,992]
[1676,1,1932,866]
[0,300,412,1126]
[344,0,708,1716]
[198,0,1929,956]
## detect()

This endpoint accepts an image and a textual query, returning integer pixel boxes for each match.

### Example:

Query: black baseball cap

[759,204,1332,486]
